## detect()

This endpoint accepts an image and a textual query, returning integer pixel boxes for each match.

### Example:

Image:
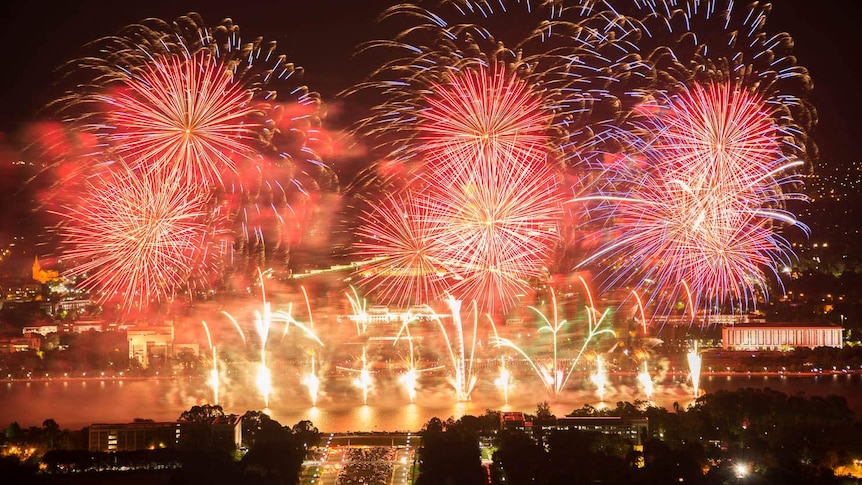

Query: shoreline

[5,368,861,384]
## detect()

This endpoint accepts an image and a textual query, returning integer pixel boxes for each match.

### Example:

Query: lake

[2,371,860,433]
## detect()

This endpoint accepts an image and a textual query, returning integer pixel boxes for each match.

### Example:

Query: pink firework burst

[53,162,219,310]
[354,192,452,308]
[45,13,336,288]
[420,65,550,172]
[575,82,808,319]
[100,51,258,185]
[352,66,564,313]
[423,146,565,313]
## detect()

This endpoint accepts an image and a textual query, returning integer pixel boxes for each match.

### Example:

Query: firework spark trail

[221,269,324,408]
[559,276,616,391]
[52,161,217,310]
[590,354,607,402]
[637,360,654,401]
[491,284,614,399]
[200,321,219,404]
[337,346,374,405]
[419,296,481,402]
[394,314,446,403]
[573,82,808,321]
[688,341,702,398]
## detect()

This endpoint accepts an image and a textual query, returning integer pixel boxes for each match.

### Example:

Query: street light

[735,462,748,483]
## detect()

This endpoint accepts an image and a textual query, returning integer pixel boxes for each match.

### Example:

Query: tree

[241,410,291,448]
[242,434,304,485]
[178,404,225,423]
[417,417,485,485]
[5,421,22,442]
[42,418,61,450]
[535,401,554,422]
[493,431,547,484]
[291,420,320,455]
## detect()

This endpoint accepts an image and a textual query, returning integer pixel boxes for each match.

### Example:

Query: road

[302,433,418,485]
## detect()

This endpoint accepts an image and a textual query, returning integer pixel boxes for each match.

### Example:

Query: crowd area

[336,446,395,485]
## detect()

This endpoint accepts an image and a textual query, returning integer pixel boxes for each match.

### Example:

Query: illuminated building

[88,415,242,452]
[128,323,175,368]
[554,417,648,447]
[500,411,527,432]
[721,323,843,351]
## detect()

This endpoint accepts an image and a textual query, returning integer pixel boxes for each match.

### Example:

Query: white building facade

[722,323,843,351]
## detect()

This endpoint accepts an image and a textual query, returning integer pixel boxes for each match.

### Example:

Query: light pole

[735,462,748,484]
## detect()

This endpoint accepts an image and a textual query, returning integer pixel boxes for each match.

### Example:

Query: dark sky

[0,0,395,133]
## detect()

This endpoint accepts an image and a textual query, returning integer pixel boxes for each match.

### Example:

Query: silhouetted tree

[179,404,225,423]
[42,418,61,450]
[242,435,304,485]
[5,421,22,442]
[493,430,548,484]
[417,416,485,485]
[291,420,320,455]
[242,410,292,448]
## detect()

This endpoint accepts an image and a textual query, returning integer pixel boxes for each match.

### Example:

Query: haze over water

[3,373,860,432]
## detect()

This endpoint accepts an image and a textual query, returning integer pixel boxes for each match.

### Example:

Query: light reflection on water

[1,373,859,432]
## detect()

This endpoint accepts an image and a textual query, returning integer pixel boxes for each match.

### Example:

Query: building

[2,282,42,301]
[555,416,648,447]
[21,324,59,337]
[62,319,105,333]
[211,415,244,450]
[88,415,242,452]
[0,335,42,353]
[500,411,528,432]
[128,323,175,368]
[89,421,183,452]
[53,298,94,315]
[721,323,843,351]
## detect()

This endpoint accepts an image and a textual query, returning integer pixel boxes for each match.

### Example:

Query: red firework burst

[53,162,219,310]
[353,65,564,313]
[102,51,258,185]
[354,192,452,308]
[44,13,336,290]
[423,146,564,313]
[420,65,549,172]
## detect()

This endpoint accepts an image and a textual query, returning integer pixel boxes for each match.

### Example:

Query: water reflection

[1,373,859,432]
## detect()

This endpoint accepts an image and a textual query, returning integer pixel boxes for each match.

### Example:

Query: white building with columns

[722,323,843,351]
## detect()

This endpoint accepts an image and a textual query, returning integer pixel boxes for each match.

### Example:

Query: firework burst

[574,81,808,320]
[52,162,219,310]
[351,61,565,313]
[341,1,643,194]
[422,145,564,313]
[604,0,817,164]
[44,12,337,292]
[419,64,550,170]
[98,51,258,185]
[354,192,451,308]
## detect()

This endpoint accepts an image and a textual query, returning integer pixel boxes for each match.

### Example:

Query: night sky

[1,1,860,160]
[0,0,860,246]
